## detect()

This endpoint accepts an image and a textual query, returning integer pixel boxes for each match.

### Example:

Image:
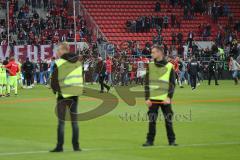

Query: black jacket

[51,53,79,96]
[22,60,34,73]
[188,59,199,76]
[145,59,176,101]
[208,60,216,72]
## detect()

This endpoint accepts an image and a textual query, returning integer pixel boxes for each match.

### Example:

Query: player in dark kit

[143,45,177,147]
[187,57,199,90]
[208,59,219,86]
[22,58,34,88]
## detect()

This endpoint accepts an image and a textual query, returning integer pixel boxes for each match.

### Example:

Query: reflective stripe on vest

[55,58,83,98]
[149,62,173,101]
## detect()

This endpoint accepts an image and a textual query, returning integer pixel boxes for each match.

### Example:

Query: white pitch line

[0,141,239,156]
[83,141,240,151]
[0,150,48,156]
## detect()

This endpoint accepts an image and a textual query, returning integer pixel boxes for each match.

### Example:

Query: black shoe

[73,147,81,152]
[6,93,10,97]
[169,142,178,146]
[50,147,63,152]
[142,141,154,147]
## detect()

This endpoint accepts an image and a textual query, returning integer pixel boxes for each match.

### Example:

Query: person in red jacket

[5,57,19,96]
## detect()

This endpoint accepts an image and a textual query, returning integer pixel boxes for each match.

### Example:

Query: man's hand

[145,99,152,107]
[163,97,171,104]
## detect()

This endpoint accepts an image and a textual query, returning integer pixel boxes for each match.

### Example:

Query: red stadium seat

[81,0,240,47]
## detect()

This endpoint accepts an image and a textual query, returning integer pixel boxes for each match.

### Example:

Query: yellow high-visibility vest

[149,62,173,101]
[55,58,83,98]
[0,63,7,75]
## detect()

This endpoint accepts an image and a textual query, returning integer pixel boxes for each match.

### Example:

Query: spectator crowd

[0,0,91,46]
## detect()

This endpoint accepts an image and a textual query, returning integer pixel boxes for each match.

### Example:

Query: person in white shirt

[229,57,240,85]
[137,57,146,85]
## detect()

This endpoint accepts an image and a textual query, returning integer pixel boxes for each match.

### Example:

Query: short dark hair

[151,44,164,54]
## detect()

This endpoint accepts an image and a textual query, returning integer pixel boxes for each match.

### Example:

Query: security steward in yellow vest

[143,45,177,147]
[50,43,82,152]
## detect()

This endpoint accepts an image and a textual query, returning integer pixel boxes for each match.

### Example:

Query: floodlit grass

[0,80,239,160]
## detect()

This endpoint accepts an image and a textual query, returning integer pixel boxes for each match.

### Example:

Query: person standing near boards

[229,57,240,85]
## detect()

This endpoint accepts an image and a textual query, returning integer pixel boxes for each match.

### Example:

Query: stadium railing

[80,2,107,42]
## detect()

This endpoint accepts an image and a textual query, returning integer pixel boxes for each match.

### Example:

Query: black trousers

[25,72,32,86]
[56,96,79,149]
[99,75,110,92]
[208,71,218,85]
[190,74,197,88]
[146,101,175,143]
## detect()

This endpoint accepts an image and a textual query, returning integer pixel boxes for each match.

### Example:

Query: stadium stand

[81,0,240,48]
[0,0,240,61]
[0,0,90,46]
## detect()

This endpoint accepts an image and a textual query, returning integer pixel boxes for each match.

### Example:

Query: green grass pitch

[0,80,240,160]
